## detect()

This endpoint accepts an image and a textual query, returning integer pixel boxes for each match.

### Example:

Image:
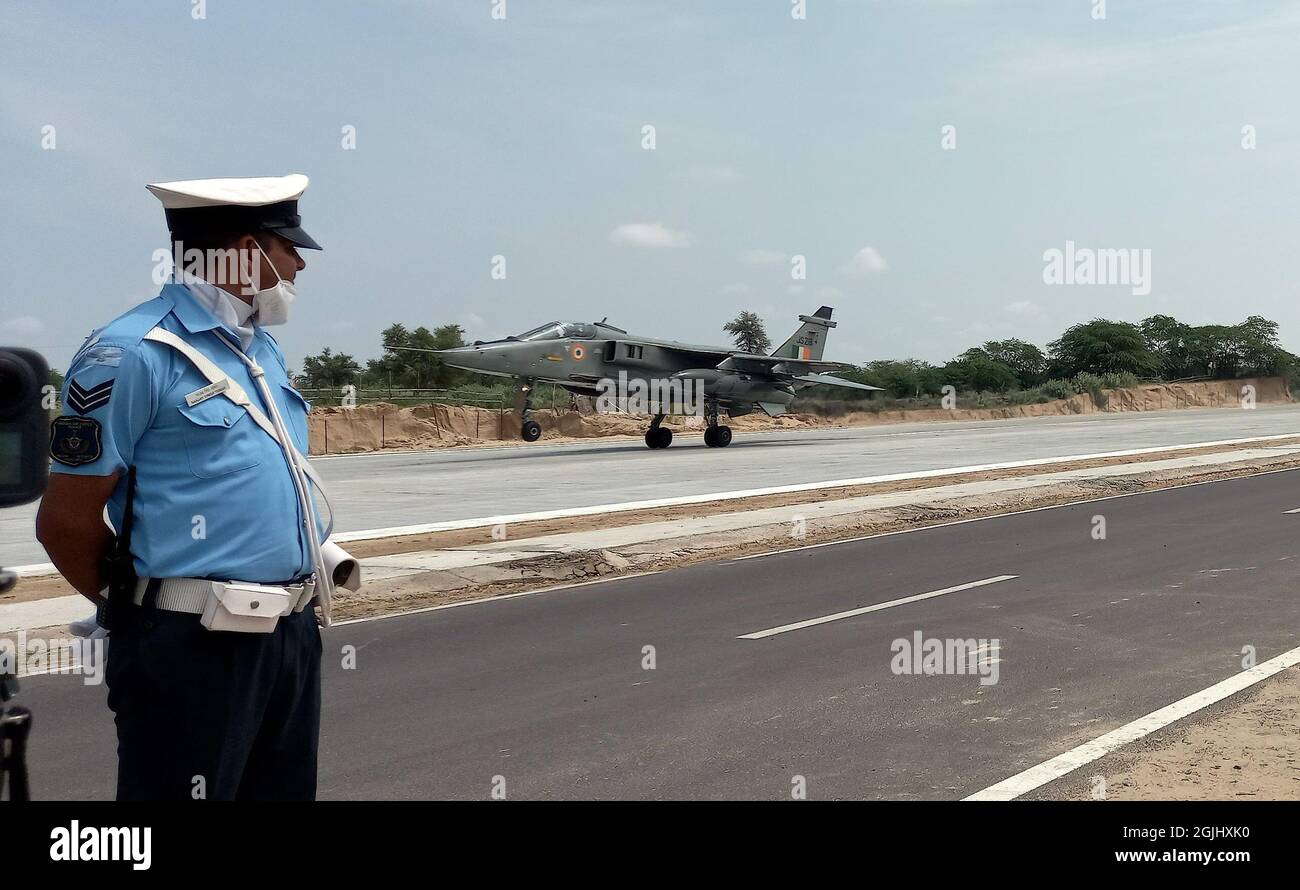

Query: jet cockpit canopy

[517,322,597,340]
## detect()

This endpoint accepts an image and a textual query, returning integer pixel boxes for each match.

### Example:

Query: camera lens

[0,351,38,420]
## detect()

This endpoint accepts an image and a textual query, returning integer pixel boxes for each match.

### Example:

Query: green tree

[1183,324,1239,378]
[300,347,361,388]
[1139,314,1195,378]
[1140,314,1293,380]
[1235,315,1292,377]
[1047,319,1161,378]
[944,350,1019,393]
[723,311,772,354]
[368,321,473,389]
[398,326,439,388]
[366,323,413,387]
[430,323,467,386]
[979,339,1047,387]
[855,359,944,399]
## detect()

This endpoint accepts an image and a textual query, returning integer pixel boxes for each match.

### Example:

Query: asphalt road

[5,404,1300,567]
[16,467,1300,799]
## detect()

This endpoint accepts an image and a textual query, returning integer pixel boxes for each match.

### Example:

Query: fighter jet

[390,307,881,449]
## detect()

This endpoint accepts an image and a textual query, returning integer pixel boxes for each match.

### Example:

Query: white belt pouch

[199,581,294,633]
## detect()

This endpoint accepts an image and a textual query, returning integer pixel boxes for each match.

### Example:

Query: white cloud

[1,315,44,335]
[609,222,693,249]
[841,246,889,275]
[1003,300,1043,316]
[738,249,786,265]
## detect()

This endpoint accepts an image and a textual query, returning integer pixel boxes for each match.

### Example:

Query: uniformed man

[35,174,357,801]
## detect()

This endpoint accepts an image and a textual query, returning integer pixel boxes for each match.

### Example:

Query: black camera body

[0,346,48,800]
[0,347,51,508]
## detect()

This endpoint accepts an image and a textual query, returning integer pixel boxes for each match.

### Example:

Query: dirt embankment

[306,377,1291,455]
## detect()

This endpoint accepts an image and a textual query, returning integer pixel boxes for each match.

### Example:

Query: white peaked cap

[145,174,310,209]
[145,173,321,250]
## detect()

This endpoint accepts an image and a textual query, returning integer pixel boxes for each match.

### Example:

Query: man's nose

[294,251,306,272]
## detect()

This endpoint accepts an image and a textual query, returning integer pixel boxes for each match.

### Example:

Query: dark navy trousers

[106,603,322,800]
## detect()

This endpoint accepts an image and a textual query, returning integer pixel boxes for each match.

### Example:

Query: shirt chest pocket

[177,398,265,478]
[280,383,311,451]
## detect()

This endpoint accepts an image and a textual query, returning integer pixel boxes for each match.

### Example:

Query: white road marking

[15,433,1300,579]
[1284,507,1300,514]
[737,575,1019,640]
[963,643,1300,801]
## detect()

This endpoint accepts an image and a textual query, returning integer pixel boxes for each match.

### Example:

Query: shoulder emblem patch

[67,379,114,414]
[50,416,103,466]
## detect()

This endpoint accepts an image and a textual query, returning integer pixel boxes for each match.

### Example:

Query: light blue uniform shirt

[52,283,324,583]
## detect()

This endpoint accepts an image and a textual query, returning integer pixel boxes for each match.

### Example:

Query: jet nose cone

[434,342,515,375]
[436,345,484,363]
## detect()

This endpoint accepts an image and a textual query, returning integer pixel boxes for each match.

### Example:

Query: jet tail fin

[771,306,836,362]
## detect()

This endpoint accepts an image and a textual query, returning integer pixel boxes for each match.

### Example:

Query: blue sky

[3,0,1299,372]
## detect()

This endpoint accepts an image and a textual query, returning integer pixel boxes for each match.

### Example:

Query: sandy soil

[1044,667,1300,800]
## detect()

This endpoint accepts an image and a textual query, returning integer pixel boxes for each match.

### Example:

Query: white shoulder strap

[143,327,327,493]
[145,328,273,433]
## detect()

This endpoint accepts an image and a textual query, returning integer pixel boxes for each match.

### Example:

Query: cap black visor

[268,225,322,251]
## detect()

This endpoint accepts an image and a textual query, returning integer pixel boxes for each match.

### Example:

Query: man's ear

[231,234,261,295]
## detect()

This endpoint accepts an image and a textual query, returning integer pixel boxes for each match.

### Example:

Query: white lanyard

[142,325,336,623]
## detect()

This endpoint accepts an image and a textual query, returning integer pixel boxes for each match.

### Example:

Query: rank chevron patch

[67,378,115,414]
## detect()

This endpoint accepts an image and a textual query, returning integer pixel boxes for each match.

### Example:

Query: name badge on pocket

[185,379,230,407]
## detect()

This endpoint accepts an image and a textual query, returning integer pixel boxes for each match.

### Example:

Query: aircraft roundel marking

[572,344,586,361]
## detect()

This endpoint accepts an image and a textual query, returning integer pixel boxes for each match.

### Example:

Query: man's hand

[35,472,120,601]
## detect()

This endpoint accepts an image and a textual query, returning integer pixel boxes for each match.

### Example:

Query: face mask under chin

[248,241,297,326]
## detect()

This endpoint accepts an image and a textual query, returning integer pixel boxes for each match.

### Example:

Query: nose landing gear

[644,413,672,449]
[518,380,542,442]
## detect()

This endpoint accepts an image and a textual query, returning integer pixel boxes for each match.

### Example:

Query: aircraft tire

[703,426,718,447]
[645,427,672,449]
[521,420,542,442]
[715,425,733,448]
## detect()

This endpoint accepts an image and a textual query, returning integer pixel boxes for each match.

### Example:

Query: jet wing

[792,373,885,392]
[716,354,852,376]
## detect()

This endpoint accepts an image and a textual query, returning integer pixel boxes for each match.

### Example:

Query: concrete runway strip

[7,440,1299,633]
[5,403,1300,568]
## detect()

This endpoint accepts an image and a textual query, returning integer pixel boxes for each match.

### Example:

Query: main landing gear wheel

[645,426,672,449]
[521,420,542,442]
[704,425,732,448]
